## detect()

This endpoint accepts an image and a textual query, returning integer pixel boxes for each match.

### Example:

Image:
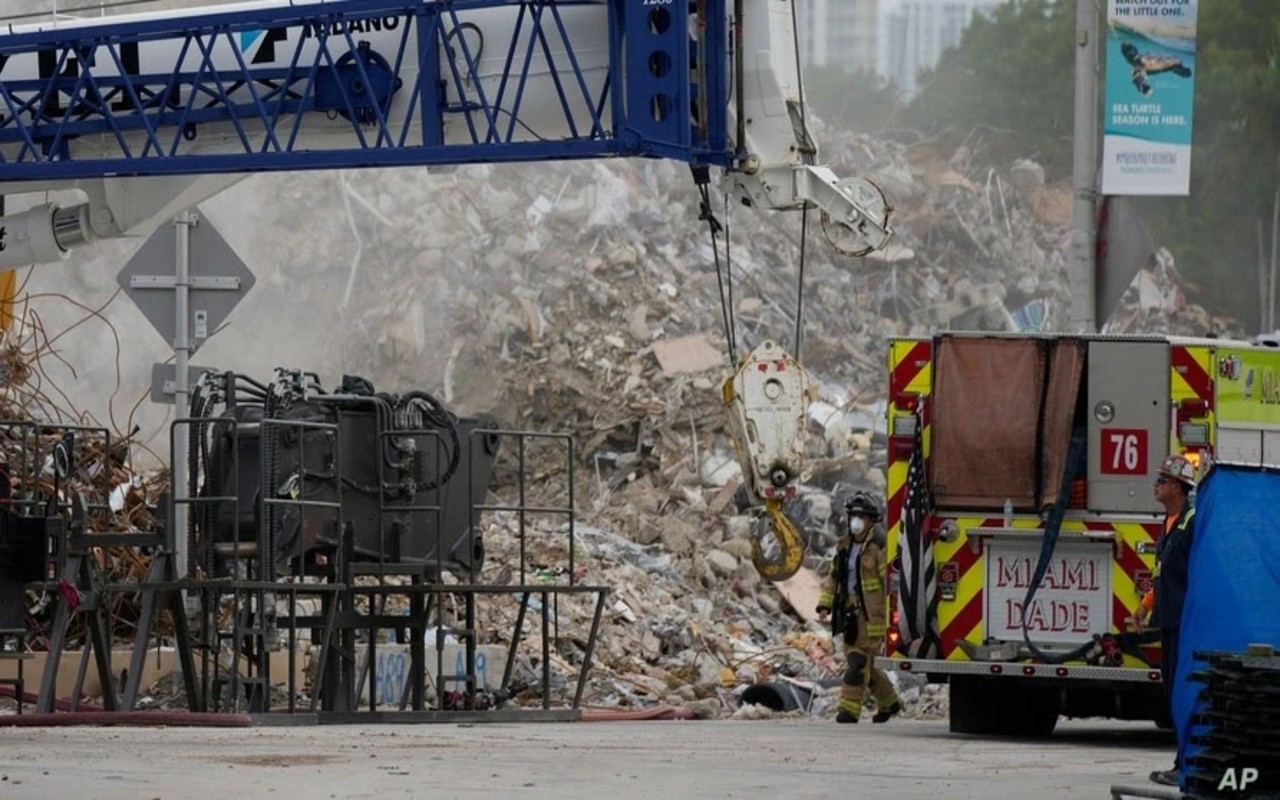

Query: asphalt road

[0,717,1175,799]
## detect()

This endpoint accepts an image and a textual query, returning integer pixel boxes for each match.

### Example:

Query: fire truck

[878,332,1280,736]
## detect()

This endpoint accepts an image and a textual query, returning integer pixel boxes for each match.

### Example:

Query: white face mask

[848,517,867,536]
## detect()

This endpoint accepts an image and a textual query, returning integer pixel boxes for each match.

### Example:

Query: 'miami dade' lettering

[996,555,1099,634]
[995,556,1100,591]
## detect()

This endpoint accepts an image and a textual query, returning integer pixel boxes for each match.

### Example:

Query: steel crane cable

[694,169,737,366]
[795,211,809,360]
[723,188,739,359]
[788,0,816,165]
[789,0,815,361]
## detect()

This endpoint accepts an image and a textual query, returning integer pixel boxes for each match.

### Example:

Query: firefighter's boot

[1149,769,1178,787]
[835,708,859,724]
[871,701,901,723]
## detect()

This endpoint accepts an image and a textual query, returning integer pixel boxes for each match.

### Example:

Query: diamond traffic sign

[117,215,256,347]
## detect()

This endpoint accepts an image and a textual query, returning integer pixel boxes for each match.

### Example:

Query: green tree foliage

[1138,1,1280,329]
[897,0,1280,328]
[901,0,1076,172]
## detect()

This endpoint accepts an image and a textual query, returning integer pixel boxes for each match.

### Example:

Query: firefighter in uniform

[816,491,902,724]
[1134,454,1197,787]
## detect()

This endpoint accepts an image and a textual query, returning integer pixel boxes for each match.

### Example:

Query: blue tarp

[1173,466,1280,786]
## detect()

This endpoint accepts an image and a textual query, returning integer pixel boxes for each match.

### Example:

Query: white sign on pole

[1101,0,1199,195]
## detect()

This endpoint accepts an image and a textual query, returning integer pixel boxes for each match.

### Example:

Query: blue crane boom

[0,0,892,267]
[0,0,724,179]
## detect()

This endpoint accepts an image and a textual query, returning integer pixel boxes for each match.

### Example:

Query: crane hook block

[722,340,811,505]
[751,498,805,582]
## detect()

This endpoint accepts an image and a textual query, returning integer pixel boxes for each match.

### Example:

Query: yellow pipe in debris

[0,269,15,332]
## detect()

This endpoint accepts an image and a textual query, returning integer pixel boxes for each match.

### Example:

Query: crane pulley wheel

[751,498,805,582]
[820,177,893,257]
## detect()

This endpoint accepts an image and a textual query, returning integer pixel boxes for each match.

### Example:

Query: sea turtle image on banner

[1122,41,1193,96]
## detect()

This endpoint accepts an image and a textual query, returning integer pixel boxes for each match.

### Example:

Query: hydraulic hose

[400,390,461,490]
[1020,426,1089,664]
[260,383,280,581]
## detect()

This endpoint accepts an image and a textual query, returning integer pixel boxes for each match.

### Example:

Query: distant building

[795,0,880,74]
[878,0,1005,98]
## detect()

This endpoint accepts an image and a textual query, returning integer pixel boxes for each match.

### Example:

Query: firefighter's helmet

[843,490,883,521]
[1158,454,1197,487]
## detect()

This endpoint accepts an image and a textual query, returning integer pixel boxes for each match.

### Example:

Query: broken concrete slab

[652,334,724,376]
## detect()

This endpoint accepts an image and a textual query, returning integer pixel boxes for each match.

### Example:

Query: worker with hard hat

[816,490,902,724]
[1137,454,1198,787]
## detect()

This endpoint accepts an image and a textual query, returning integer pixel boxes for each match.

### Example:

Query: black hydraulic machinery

[1,370,607,719]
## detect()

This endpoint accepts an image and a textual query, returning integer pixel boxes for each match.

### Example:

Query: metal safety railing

[0,420,114,519]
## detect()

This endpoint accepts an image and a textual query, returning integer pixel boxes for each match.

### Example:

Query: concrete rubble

[1,129,1239,719]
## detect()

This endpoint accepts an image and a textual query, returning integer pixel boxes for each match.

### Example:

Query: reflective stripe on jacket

[818,534,887,640]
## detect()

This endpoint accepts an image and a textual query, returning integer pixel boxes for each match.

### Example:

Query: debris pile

[0,389,169,651]
[5,128,1236,718]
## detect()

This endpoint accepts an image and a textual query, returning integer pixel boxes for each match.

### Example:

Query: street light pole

[1070,0,1101,333]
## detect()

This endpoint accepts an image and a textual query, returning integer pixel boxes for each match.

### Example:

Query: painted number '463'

[643,0,673,5]
[1100,428,1148,476]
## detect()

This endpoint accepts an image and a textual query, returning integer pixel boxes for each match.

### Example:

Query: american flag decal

[897,410,941,658]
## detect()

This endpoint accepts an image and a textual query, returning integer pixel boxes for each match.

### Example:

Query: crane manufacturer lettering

[301,16,403,40]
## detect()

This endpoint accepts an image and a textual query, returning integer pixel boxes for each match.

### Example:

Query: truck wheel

[949,676,996,734]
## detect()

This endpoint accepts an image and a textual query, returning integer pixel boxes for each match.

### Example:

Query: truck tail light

[891,415,918,436]
[1177,398,1209,421]
[890,394,921,461]
[1176,398,1211,447]
[887,609,901,651]
[1179,423,1209,446]
[890,415,917,459]
[894,393,920,413]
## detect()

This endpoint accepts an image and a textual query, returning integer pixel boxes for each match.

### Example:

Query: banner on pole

[1101,0,1198,196]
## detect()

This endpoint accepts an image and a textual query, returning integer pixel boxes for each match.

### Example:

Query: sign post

[1070,0,1101,334]
[119,212,255,576]
[174,211,193,579]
